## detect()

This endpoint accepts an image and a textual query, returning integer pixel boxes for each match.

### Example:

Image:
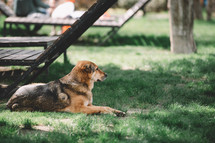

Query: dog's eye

[96,68,98,70]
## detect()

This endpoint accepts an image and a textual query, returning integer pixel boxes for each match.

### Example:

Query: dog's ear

[83,64,95,73]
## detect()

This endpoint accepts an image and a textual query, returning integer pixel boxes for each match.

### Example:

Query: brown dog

[7,61,125,117]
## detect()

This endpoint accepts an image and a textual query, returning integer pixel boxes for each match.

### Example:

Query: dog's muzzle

[97,73,107,82]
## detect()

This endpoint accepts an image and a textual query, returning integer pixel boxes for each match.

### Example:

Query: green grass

[1,12,215,142]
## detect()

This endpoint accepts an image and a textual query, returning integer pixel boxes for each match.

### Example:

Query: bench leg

[98,27,119,46]
[3,23,7,36]
[9,24,12,35]
[64,50,67,63]
[44,45,50,74]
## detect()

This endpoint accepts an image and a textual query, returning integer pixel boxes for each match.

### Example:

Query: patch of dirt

[59,119,71,123]
[19,125,54,135]
[126,108,150,115]
[33,125,54,132]
[121,66,135,70]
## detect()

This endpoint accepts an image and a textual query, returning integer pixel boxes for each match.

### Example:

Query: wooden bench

[0,36,58,66]
[2,0,151,44]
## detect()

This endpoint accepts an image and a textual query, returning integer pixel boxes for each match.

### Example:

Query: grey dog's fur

[7,80,70,111]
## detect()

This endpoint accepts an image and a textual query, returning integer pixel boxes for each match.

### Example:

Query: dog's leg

[61,105,125,117]
[86,105,126,117]
[80,105,114,115]
[59,96,125,116]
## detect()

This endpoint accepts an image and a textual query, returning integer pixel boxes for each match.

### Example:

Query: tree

[169,0,197,54]
[194,0,203,20]
[207,0,215,21]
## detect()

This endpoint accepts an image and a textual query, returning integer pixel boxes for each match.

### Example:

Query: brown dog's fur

[7,61,125,116]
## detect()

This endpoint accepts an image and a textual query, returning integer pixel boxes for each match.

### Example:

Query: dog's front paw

[115,111,126,117]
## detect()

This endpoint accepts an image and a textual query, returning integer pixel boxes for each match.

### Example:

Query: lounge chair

[2,0,151,44]
[0,0,117,99]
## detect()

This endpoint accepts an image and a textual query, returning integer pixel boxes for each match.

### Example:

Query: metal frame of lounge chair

[0,0,117,99]
[2,0,151,44]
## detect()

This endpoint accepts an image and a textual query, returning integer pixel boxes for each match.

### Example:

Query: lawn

[0,12,215,142]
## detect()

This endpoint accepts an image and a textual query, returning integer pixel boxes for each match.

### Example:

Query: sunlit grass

[1,12,215,142]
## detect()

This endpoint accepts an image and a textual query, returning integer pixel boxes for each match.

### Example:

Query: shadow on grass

[78,34,171,49]
[80,32,215,48]
[196,40,215,47]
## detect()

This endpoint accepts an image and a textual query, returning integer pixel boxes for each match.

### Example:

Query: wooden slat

[24,51,43,60]
[1,50,42,60]
[0,59,35,66]
[1,50,33,60]
[0,36,58,47]
[5,16,119,27]
[0,49,23,59]
[0,49,11,54]
[0,37,57,43]
[0,49,43,66]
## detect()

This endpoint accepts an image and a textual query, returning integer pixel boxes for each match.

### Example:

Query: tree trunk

[207,0,215,20]
[194,0,203,19]
[169,0,197,54]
